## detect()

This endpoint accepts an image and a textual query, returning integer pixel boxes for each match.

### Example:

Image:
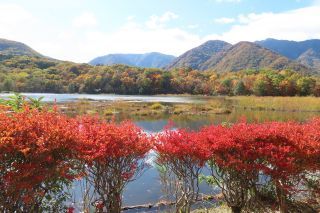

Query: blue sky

[0,0,320,62]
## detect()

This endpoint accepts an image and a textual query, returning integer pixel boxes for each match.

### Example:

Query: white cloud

[127,16,135,21]
[206,6,320,43]
[1,3,320,63]
[64,23,202,61]
[0,4,37,40]
[34,11,200,62]
[237,13,272,24]
[214,17,235,24]
[145,11,179,29]
[72,12,97,28]
[187,24,199,29]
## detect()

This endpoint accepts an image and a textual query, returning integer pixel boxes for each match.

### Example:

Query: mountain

[89,52,175,68]
[166,40,232,70]
[212,41,308,73]
[297,48,320,69]
[166,40,309,73]
[0,38,43,57]
[256,38,320,70]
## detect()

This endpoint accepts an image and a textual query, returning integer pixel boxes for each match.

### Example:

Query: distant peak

[201,40,231,46]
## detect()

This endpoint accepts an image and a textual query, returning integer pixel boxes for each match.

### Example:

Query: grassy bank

[228,96,320,112]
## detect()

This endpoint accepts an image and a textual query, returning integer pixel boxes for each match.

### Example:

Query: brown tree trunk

[106,191,122,213]
[276,183,288,213]
[231,206,242,213]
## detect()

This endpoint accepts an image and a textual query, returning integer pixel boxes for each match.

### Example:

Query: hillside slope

[0,38,43,57]
[212,42,309,73]
[256,38,320,71]
[166,40,232,70]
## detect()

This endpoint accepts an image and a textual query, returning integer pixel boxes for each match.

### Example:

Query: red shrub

[0,107,80,211]
[155,128,210,212]
[77,116,152,213]
[201,120,320,213]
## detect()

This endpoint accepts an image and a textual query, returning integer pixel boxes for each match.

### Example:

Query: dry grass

[229,96,320,112]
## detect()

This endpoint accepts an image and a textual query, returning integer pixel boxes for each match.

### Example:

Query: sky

[0,0,320,62]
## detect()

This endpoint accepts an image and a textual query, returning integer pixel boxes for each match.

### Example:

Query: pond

[2,93,320,211]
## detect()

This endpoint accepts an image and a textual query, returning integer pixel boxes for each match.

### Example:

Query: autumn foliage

[156,120,320,213]
[0,107,152,212]
[0,107,81,212]
[155,129,210,212]
[76,116,152,212]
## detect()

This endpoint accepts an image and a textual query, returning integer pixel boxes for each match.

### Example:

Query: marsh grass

[229,96,320,112]
[150,103,164,110]
[59,100,232,118]
[56,96,319,121]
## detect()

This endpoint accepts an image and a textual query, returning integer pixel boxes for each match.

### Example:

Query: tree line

[0,55,320,96]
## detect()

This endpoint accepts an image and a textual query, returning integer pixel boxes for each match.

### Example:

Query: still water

[0,93,206,103]
[2,93,319,210]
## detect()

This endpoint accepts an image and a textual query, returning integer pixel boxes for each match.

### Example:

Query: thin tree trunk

[107,191,122,213]
[276,184,288,213]
[231,206,242,213]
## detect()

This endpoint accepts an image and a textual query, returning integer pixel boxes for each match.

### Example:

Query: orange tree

[77,117,152,213]
[0,107,81,212]
[155,128,210,212]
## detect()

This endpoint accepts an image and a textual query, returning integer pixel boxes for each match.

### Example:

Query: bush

[0,108,81,212]
[77,117,152,213]
[150,102,164,110]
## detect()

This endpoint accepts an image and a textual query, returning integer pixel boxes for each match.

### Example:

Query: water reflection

[133,110,319,132]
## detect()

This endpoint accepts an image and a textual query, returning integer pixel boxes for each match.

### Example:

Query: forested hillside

[257,38,320,71]
[0,54,319,96]
[0,39,43,57]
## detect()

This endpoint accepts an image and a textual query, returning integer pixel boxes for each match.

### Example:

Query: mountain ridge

[256,38,320,71]
[166,40,311,73]
[166,40,232,70]
[212,41,309,73]
[89,52,176,68]
[1,37,319,74]
[0,38,43,57]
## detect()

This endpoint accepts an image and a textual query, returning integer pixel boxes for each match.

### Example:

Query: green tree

[233,80,247,95]
[2,78,15,91]
[253,76,273,96]
[297,77,316,96]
